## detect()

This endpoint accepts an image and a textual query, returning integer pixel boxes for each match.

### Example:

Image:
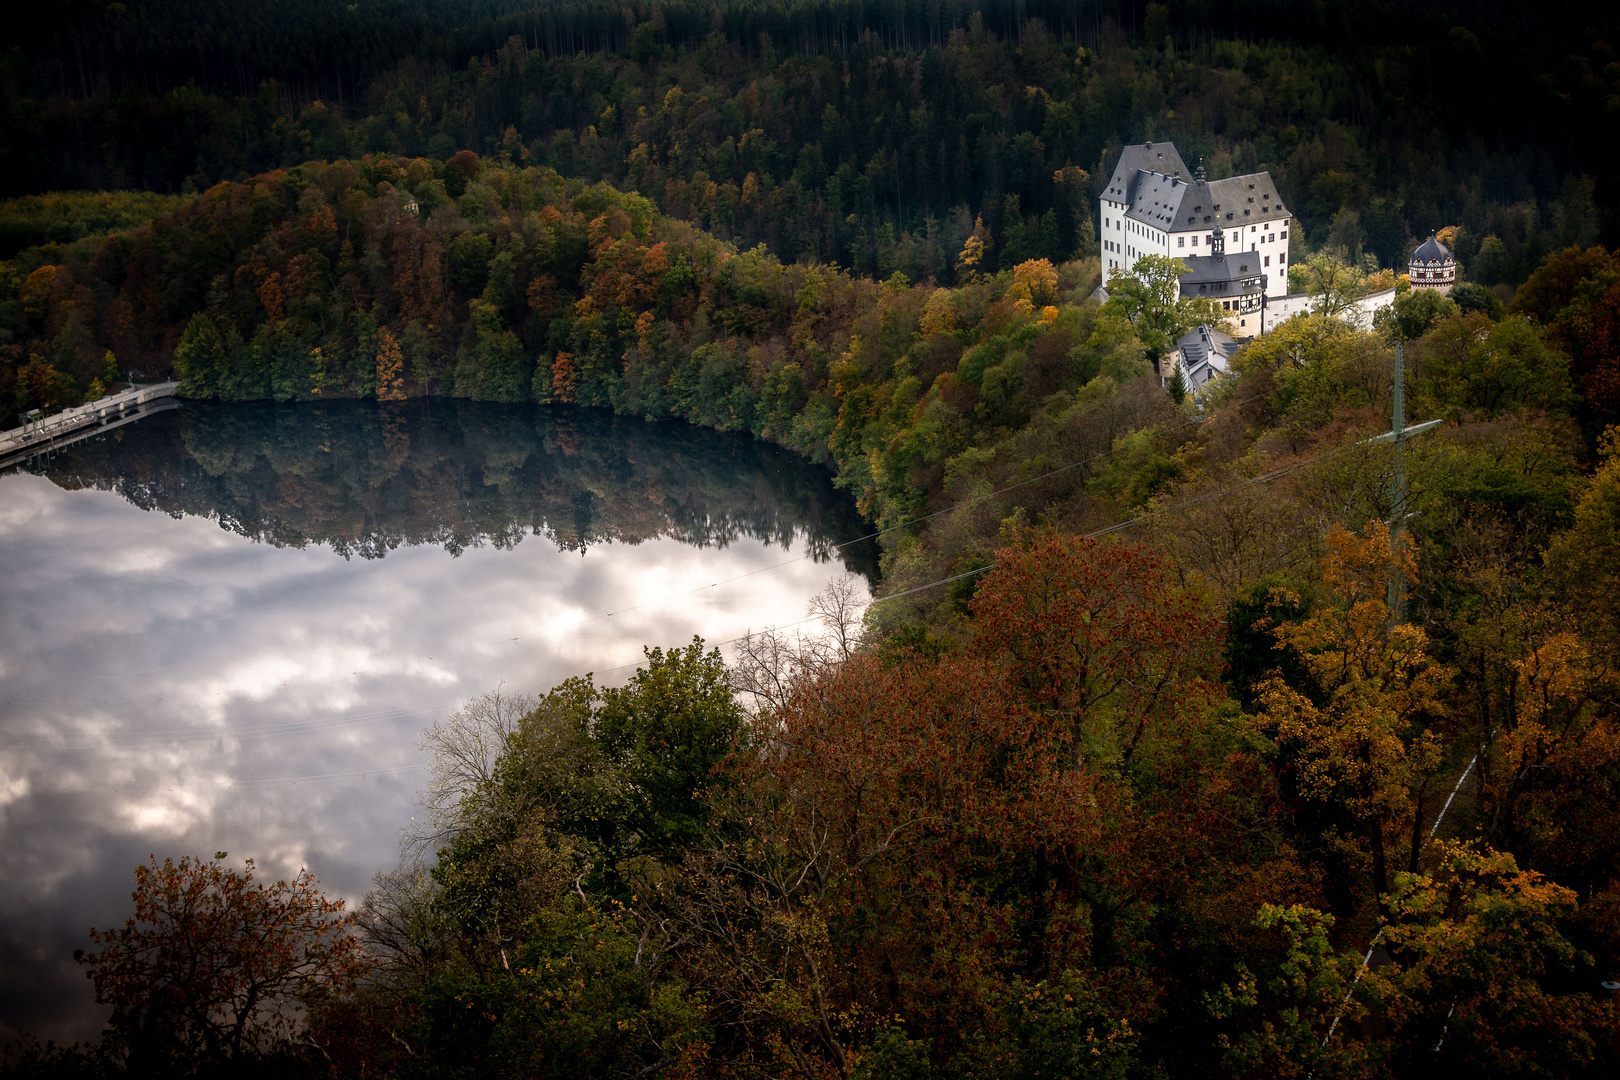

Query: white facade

[1262,287,1396,333]
[1099,142,1292,300]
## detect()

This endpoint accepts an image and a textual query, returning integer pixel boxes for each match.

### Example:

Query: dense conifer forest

[5,1,1620,1077]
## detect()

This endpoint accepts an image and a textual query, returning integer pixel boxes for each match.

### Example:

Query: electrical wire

[6,334,1405,772]
[228,428,1380,784]
[230,762,431,786]
[482,334,1400,648]
[0,696,467,751]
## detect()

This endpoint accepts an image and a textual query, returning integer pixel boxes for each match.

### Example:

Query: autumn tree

[1247,524,1451,908]
[1292,249,1371,319]
[968,528,1223,774]
[1511,246,1620,413]
[77,853,369,1071]
[956,215,992,280]
[1214,845,1608,1078]
[1374,843,1608,1074]
[374,325,406,401]
[687,533,1233,1076]
[1100,253,1230,359]
[1006,257,1059,313]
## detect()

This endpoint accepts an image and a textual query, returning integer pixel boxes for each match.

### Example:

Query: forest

[4,0,1620,1076]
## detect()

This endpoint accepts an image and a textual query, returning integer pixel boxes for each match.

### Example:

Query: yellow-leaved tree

[1249,522,1452,905]
[375,326,407,401]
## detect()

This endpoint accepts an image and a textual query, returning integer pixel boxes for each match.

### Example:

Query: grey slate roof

[1118,167,1289,234]
[1127,170,1194,231]
[1175,324,1240,389]
[1178,253,1263,291]
[1412,234,1453,264]
[1103,142,1191,204]
[1105,142,1290,245]
[1196,172,1288,229]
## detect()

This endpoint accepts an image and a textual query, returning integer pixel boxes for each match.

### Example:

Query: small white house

[1163,324,1240,398]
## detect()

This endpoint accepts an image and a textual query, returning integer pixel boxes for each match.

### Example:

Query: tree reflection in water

[18,399,878,580]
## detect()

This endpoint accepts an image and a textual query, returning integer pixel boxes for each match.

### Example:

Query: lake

[0,399,875,1043]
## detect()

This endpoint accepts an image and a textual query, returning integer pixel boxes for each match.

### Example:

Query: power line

[487,334,1398,647]
[231,762,431,786]
[7,334,1403,768]
[0,696,466,751]
[2,401,1397,764]
[229,426,1384,784]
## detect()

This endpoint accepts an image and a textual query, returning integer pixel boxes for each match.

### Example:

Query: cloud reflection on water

[0,403,869,1043]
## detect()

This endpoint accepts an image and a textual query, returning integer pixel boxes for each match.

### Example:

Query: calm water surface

[0,400,874,1042]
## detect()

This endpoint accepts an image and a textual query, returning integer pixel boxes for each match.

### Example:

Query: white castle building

[1099,142,1292,301]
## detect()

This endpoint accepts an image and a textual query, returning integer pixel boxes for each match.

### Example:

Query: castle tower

[1409,234,1456,294]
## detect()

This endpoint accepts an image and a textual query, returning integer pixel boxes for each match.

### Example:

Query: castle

[1103,141,1453,393]
[1099,141,1292,312]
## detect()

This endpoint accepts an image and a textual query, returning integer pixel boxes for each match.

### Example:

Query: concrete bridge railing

[0,381,181,454]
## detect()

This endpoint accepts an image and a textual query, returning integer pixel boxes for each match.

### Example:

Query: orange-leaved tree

[968,528,1224,775]
[680,533,1228,1075]
[1248,523,1452,910]
[78,852,370,1068]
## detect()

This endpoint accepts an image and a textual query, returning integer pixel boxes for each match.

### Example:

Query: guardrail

[0,382,181,455]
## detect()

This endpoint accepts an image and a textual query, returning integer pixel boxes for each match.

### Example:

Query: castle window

[1192,236,1199,246]
[1280,252,1286,263]
[1265,256,1271,266]
[1178,236,1185,248]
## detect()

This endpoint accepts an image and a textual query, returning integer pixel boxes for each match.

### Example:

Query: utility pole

[1366,341,1441,621]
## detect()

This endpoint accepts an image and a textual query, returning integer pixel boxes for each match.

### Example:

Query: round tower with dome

[1409,234,1456,294]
